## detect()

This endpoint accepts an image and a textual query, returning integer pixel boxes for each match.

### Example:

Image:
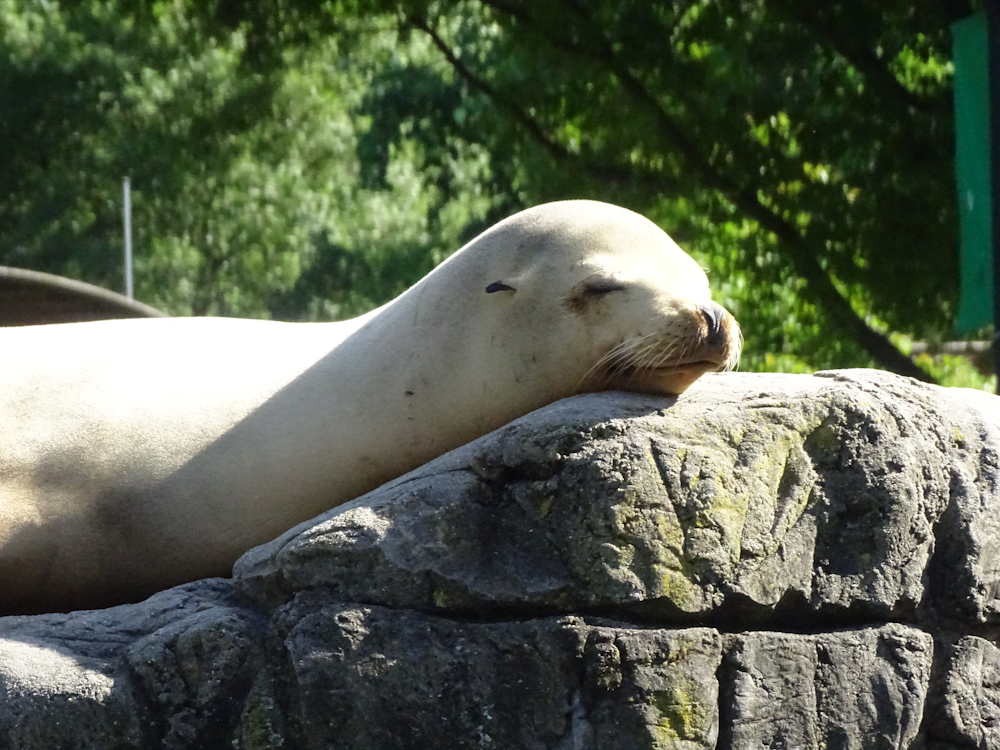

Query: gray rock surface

[1,369,999,748]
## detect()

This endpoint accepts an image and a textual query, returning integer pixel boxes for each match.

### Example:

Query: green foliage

[0,0,990,389]
[369,0,964,380]
[0,2,494,318]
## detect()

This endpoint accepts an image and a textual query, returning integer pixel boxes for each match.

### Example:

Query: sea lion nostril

[701,303,725,338]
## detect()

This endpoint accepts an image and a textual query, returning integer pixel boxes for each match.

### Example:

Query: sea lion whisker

[577,339,635,389]
[624,338,663,370]
[621,341,666,380]
[635,345,669,372]
[610,333,658,369]
[647,339,683,370]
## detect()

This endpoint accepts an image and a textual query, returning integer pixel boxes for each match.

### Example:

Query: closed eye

[583,281,627,298]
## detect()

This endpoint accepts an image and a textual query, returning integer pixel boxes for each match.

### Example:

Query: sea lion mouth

[609,357,727,379]
[606,366,711,396]
[642,359,723,374]
[593,356,733,397]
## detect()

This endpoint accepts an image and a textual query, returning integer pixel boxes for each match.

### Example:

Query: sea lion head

[467,200,742,397]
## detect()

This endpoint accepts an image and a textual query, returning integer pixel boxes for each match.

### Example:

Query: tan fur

[0,200,740,613]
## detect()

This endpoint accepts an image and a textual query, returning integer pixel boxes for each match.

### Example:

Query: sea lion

[0,200,741,614]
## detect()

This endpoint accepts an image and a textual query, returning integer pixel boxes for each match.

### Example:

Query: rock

[720,626,932,749]
[931,636,1000,748]
[234,369,1000,626]
[0,580,241,749]
[0,369,998,748]
[274,594,723,749]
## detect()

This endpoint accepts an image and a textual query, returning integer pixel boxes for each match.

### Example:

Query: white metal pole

[123,176,134,299]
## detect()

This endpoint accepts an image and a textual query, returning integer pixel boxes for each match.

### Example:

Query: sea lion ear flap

[485,281,516,293]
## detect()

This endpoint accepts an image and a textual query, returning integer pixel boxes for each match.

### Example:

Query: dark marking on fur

[485,281,515,293]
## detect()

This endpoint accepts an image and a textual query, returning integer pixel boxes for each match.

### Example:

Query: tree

[0,0,493,318]
[349,0,965,381]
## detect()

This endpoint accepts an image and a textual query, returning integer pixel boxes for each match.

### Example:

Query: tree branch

[406,14,658,189]
[768,2,941,118]
[406,16,567,163]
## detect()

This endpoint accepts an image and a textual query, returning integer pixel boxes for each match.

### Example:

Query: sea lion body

[0,200,741,613]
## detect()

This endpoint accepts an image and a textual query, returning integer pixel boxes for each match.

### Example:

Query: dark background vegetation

[0,0,989,387]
